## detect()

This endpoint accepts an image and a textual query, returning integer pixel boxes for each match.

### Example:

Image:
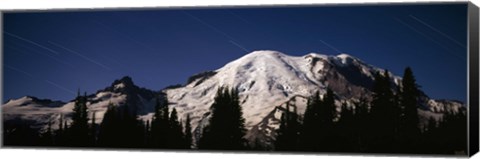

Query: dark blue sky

[3,3,468,102]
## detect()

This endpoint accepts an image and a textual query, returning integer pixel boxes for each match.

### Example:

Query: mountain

[3,76,160,131]
[2,50,464,149]
[163,50,464,148]
[3,96,65,130]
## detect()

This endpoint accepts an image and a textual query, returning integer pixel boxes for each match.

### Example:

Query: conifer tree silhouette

[198,87,246,150]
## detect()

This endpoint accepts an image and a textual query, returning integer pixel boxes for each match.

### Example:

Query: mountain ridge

[2,50,464,148]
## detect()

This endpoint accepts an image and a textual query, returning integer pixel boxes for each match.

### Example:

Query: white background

[0,0,478,159]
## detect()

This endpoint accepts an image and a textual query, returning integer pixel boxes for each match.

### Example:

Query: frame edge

[468,1,479,157]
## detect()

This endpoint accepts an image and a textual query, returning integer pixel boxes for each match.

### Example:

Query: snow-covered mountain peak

[92,76,158,117]
[101,76,154,97]
[111,76,135,90]
[218,50,288,71]
[4,76,159,131]
[241,50,285,58]
[4,96,34,106]
[303,52,328,59]
[3,50,464,149]
[114,83,126,90]
[14,96,34,102]
[4,96,65,108]
[336,53,354,59]
[328,53,361,67]
[167,50,398,139]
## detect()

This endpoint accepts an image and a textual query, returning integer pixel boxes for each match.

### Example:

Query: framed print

[1,1,479,157]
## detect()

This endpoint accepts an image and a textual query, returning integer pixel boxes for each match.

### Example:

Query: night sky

[3,3,468,102]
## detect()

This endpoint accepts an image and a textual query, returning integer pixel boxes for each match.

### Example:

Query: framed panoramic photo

[1,1,479,158]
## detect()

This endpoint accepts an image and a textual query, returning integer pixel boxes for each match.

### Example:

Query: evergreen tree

[318,88,337,152]
[39,121,53,146]
[285,104,300,151]
[369,70,397,152]
[151,95,170,148]
[183,114,193,149]
[97,103,144,148]
[352,97,370,152]
[90,111,97,146]
[144,120,151,147]
[422,117,440,154]
[150,97,160,147]
[55,114,65,146]
[198,87,246,150]
[58,114,64,133]
[274,103,300,151]
[167,108,185,149]
[69,91,90,146]
[120,105,144,148]
[275,112,289,151]
[62,120,69,146]
[97,102,120,147]
[336,102,355,152]
[299,91,322,151]
[398,67,421,153]
[3,122,41,146]
[400,67,420,125]
[441,111,467,154]
[298,88,337,152]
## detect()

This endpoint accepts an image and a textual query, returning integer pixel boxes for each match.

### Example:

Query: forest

[3,67,467,155]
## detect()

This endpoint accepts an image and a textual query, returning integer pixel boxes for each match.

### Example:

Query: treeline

[3,88,244,150]
[272,67,467,155]
[3,67,467,155]
[4,91,193,149]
